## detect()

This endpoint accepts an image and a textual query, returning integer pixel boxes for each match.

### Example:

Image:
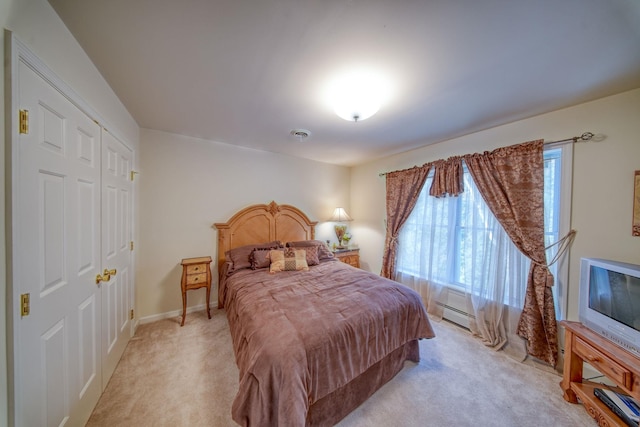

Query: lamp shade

[328,207,353,222]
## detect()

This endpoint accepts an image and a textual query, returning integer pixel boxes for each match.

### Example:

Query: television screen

[588,265,640,332]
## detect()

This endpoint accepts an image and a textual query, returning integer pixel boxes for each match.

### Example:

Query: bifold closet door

[16,59,103,427]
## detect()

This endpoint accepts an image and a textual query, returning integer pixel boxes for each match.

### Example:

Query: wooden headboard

[213,201,317,273]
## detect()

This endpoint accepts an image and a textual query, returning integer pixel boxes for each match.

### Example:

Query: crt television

[578,258,640,357]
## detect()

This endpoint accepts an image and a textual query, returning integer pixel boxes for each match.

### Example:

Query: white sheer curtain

[396,171,529,360]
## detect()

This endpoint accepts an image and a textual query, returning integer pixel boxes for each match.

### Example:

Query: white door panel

[101,129,133,383]
[77,294,98,400]
[42,319,69,427]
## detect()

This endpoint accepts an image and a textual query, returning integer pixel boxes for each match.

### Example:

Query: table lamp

[328,207,353,248]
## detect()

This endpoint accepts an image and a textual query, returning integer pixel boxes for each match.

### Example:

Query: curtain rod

[378,131,594,177]
[545,131,594,145]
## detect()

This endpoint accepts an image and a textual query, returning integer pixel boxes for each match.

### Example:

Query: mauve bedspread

[223,259,435,426]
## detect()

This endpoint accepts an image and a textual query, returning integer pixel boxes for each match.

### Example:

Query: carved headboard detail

[213,201,317,274]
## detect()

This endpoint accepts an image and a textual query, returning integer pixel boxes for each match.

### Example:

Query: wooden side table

[560,320,640,426]
[333,248,360,268]
[180,256,212,326]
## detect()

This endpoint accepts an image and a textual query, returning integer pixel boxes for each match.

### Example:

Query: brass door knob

[104,268,117,276]
[96,273,110,284]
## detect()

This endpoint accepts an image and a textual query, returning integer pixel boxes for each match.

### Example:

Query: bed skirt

[306,339,420,426]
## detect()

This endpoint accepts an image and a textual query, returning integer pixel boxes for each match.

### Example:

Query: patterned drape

[380,165,431,279]
[463,140,558,366]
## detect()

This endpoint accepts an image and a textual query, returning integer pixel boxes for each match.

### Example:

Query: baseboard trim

[138,303,216,325]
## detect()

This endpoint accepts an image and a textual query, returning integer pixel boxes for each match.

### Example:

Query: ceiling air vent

[290,129,311,141]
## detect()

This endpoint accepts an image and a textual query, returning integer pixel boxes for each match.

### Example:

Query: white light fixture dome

[333,87,381,122]
[325,68,391,122]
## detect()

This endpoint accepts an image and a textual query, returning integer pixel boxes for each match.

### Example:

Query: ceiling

[48,0,640,166]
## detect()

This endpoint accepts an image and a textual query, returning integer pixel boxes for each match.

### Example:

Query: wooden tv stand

[560,321,640,426]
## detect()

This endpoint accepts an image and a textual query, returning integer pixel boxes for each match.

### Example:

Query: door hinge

[19,109,29,134]
[130,309,134,320]
[130,170,138,181]
[130,241,134,251]
[21,293,30,317]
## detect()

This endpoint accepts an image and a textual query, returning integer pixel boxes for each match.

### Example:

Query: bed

[214,201,435,426]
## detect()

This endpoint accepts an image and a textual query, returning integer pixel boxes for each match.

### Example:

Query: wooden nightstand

[180,256,212,326]
[333,248,360,268]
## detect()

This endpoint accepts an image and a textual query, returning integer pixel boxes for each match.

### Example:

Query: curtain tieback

[546,229,577,266]
[530,229,577,269]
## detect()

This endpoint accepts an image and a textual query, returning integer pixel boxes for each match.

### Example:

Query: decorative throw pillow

[225,240,282,273]
[269,248,309,273]
[295,245,320,266]
[286,240,334,260]
[250,248,273,270]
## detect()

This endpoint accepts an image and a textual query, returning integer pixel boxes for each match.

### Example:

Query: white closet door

[100,129,133,382]
[16,60,103,427]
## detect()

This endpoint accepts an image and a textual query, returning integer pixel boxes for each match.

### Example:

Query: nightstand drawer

[333,249,360,268]
[186,272,207,286]
[340,255,359,268]
[186,264,207,274]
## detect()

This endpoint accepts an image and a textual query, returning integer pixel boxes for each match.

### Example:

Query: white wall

[351,88,640,321]
[137,128,350,319]
[2,1,140,425]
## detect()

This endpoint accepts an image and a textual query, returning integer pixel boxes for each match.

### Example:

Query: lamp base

[334,225,347,249]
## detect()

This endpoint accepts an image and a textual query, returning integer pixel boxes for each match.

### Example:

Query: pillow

[225,240,282,273]
[286,240,334,260]
[250,248,273,270]
[292,245,319,266]
[269,248,309,273]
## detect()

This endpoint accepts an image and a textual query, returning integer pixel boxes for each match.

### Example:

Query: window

[396,148,564,311]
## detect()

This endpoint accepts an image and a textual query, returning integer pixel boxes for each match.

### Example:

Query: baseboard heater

[435,288,474,330]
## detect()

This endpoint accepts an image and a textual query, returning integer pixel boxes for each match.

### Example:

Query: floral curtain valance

[429,156,464,198]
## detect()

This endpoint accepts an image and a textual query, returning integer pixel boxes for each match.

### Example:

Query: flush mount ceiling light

[324,68,391,122]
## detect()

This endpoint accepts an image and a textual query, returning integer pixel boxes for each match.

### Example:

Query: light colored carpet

[86,309,596,427]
